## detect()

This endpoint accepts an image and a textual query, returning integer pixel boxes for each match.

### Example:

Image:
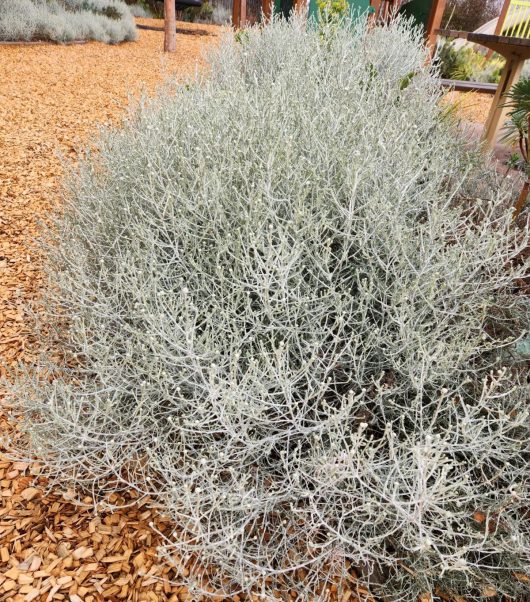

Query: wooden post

[482,54,525,148]
[487,0,512,58]
[240,0,247,27]
[426,0,447,53]
[262,0,272,21]
[494,0,512,36]
[371,0,382,17]
[233,0,242,27]
[294,0,306,13]
[164,0,176,52]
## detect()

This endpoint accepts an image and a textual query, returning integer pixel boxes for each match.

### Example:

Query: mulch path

[444,90,493,124]
[0,19,232,602]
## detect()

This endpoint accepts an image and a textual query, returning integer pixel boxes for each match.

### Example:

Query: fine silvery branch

[4,14,530,602]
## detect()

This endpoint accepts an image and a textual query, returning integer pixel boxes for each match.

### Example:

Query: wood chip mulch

[443,90,493,125]
[0,19,230,602]
[0,457,184,602]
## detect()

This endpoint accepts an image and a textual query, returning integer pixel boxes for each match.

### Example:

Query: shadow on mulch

[0,40,88,45]
[136,23,214,36]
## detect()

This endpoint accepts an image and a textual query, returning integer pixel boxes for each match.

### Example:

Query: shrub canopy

[8,15,530,602]
[0,0,137,43]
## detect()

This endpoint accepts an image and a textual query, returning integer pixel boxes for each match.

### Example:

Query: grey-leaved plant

[0,0,137,43]
[5,14,530,602]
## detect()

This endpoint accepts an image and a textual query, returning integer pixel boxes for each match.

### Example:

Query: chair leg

[482,56,524,150]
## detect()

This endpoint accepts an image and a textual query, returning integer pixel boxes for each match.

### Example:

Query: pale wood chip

[24,588,41,602]
[20,487,40,501]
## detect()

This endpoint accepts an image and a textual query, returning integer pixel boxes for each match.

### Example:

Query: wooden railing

[503,0,530,37]
[495,0,530,38]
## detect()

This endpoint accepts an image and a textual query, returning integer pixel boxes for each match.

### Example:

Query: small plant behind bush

[6,15,530,602]
[438,39,504,84]
[183,1,214,23]
[210,2,231,24]
[0,0,137,43]
[317,0,349,27]
[125,0,153,17]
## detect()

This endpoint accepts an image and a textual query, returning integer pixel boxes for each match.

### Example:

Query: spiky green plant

[502,77,530,218]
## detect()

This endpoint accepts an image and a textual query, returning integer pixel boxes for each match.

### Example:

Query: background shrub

[210,3,231,24]
[444,0,501,32]
[0,0,137,43]
[438,39,504,84]
[182,1,214,23]
[124,0,153,18]
[127,4,151,17]
[7,15,530,602]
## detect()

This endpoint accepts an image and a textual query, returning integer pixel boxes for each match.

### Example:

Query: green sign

[398,0,434,29]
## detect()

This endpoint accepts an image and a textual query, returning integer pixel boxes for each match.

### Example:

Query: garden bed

[444,90,492,124]
[0,19,222,602]
[0,17,528,602]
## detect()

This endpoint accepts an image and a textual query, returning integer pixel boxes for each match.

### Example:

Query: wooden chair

[495,0,530,39]
[472,0,530,147]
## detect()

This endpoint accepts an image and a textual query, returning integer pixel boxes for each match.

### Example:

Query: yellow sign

[505,0,530,38]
